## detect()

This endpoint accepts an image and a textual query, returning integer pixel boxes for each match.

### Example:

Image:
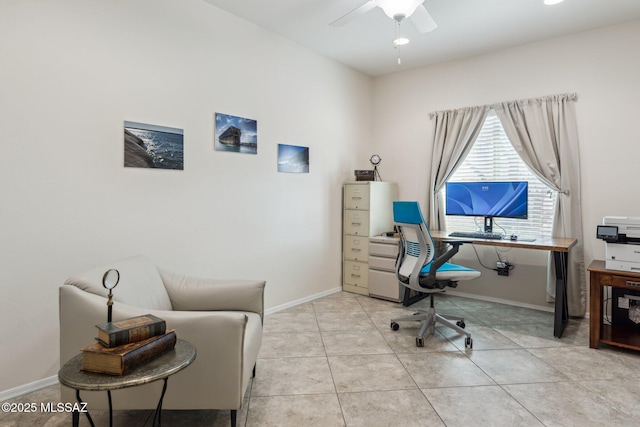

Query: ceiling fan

[330,0,438,33]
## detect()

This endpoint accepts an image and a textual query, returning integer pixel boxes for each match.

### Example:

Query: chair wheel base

[390,322,399,331]
[465,337,473,349]
[456,320,465,329]
[416,337,424,347]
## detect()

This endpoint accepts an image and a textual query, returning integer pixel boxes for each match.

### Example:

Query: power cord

[493,219,508,235]
[470,244,498,271]
[467,244,515,276]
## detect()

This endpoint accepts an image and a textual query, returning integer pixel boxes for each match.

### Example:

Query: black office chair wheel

[456,320,466,329]
[390,322,399,331]
[465,337,473,349]
[416,337,424,347]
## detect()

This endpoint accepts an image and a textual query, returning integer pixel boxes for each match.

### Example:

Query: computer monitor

[445,181,528,233]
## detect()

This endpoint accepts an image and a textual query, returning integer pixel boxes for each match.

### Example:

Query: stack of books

[80,314,177,376]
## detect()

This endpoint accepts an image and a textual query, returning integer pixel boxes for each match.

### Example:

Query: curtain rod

[429,92,578,119]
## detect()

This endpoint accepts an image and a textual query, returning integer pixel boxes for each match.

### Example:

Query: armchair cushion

[63,255,172,311]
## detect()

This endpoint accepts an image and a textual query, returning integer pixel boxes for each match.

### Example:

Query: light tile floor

[3,291,640,426]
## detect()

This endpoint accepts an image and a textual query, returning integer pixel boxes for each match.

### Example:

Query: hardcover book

[81,330,177,376]
[96,314,166,347]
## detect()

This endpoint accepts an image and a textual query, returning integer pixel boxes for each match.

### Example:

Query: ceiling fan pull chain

[395,20,402,65]
[395,21,399,64]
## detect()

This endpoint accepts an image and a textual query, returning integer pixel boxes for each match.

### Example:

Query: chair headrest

[393,201,426,225]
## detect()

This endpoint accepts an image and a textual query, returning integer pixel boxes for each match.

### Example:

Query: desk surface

[430,230,577,252]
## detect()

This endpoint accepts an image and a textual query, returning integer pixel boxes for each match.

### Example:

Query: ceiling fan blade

[410,4,438,33]
[330,1,377,28]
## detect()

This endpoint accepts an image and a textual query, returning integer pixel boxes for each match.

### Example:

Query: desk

[58,339,196,427]
[588,259,640,351]
[430,231,577,338]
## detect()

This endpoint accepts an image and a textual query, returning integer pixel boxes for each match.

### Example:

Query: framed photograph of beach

[124,121,184,170]
[277,144,309,173]
[214,113,257,154]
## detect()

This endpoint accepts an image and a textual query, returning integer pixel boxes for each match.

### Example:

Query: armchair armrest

[159,268,265,319]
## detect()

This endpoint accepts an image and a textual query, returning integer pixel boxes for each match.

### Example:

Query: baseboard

[444,290,555,313]
[265,286,342,316]
[0,376,58,402]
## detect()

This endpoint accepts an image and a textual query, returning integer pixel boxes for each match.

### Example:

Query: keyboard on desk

[448,231,505,240]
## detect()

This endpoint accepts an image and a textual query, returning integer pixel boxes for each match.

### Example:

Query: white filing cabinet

[368,236,402,302]
[342,181,398,296]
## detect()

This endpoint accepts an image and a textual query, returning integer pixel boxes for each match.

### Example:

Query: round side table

[58,339,196,427]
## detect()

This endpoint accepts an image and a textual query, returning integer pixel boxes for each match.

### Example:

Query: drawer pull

[351,248,361,252]
[627,281,640,287]
[352,196,362,199]
[352,222,361,226]
[351,274,361,278]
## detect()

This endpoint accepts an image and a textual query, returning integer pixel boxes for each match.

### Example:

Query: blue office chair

[390,201,481,348]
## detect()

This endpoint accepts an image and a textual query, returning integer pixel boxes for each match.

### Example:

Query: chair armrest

[426,241,466,282]
[158,268,265,318]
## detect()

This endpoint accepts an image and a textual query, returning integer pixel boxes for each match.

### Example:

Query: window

[443,110,557,237]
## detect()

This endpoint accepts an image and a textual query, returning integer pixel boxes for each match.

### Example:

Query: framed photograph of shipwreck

[278,144,309,173]
[124,121,184,170]
[214,112,257,154]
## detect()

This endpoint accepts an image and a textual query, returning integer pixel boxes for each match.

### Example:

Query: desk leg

[75,390,95,427]
[152,378,168,427]
[553,251,570,338]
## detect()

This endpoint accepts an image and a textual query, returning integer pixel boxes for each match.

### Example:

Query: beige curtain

[427,106,490,228]
[494,93,585,317]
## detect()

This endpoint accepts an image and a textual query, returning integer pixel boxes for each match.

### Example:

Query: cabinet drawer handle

[351,248,361,252]
[627,281,640,287]
[352,197,362,200]
[351,222,361,226]
[351,274,361,278]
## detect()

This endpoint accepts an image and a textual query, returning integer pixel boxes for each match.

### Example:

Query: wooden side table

[588,260,640,350]
[58,339,196,427]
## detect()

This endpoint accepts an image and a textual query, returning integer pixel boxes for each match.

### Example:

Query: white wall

[3,0,639,396]
[372,20,640,306]
[0,0,372,392]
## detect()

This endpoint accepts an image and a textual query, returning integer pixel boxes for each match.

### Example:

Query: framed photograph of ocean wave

[278,144,309,173]
[124,121,184,170]
[214,112,257,154]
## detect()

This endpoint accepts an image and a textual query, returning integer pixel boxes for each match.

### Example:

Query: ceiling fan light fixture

[543,0,564,5]
[393,37,410,46]
[376,0,422,20]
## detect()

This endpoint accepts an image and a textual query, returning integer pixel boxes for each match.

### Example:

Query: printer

[597,216,640,272]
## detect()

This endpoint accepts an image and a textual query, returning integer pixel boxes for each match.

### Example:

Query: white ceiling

[201,0,640,77]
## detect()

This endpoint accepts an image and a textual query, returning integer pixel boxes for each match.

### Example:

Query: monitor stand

[484,216,493,233]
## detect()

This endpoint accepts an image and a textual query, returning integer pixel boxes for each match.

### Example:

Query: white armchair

[59,255,265,426]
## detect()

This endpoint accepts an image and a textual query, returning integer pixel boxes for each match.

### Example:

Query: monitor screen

[445,181,528,219]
